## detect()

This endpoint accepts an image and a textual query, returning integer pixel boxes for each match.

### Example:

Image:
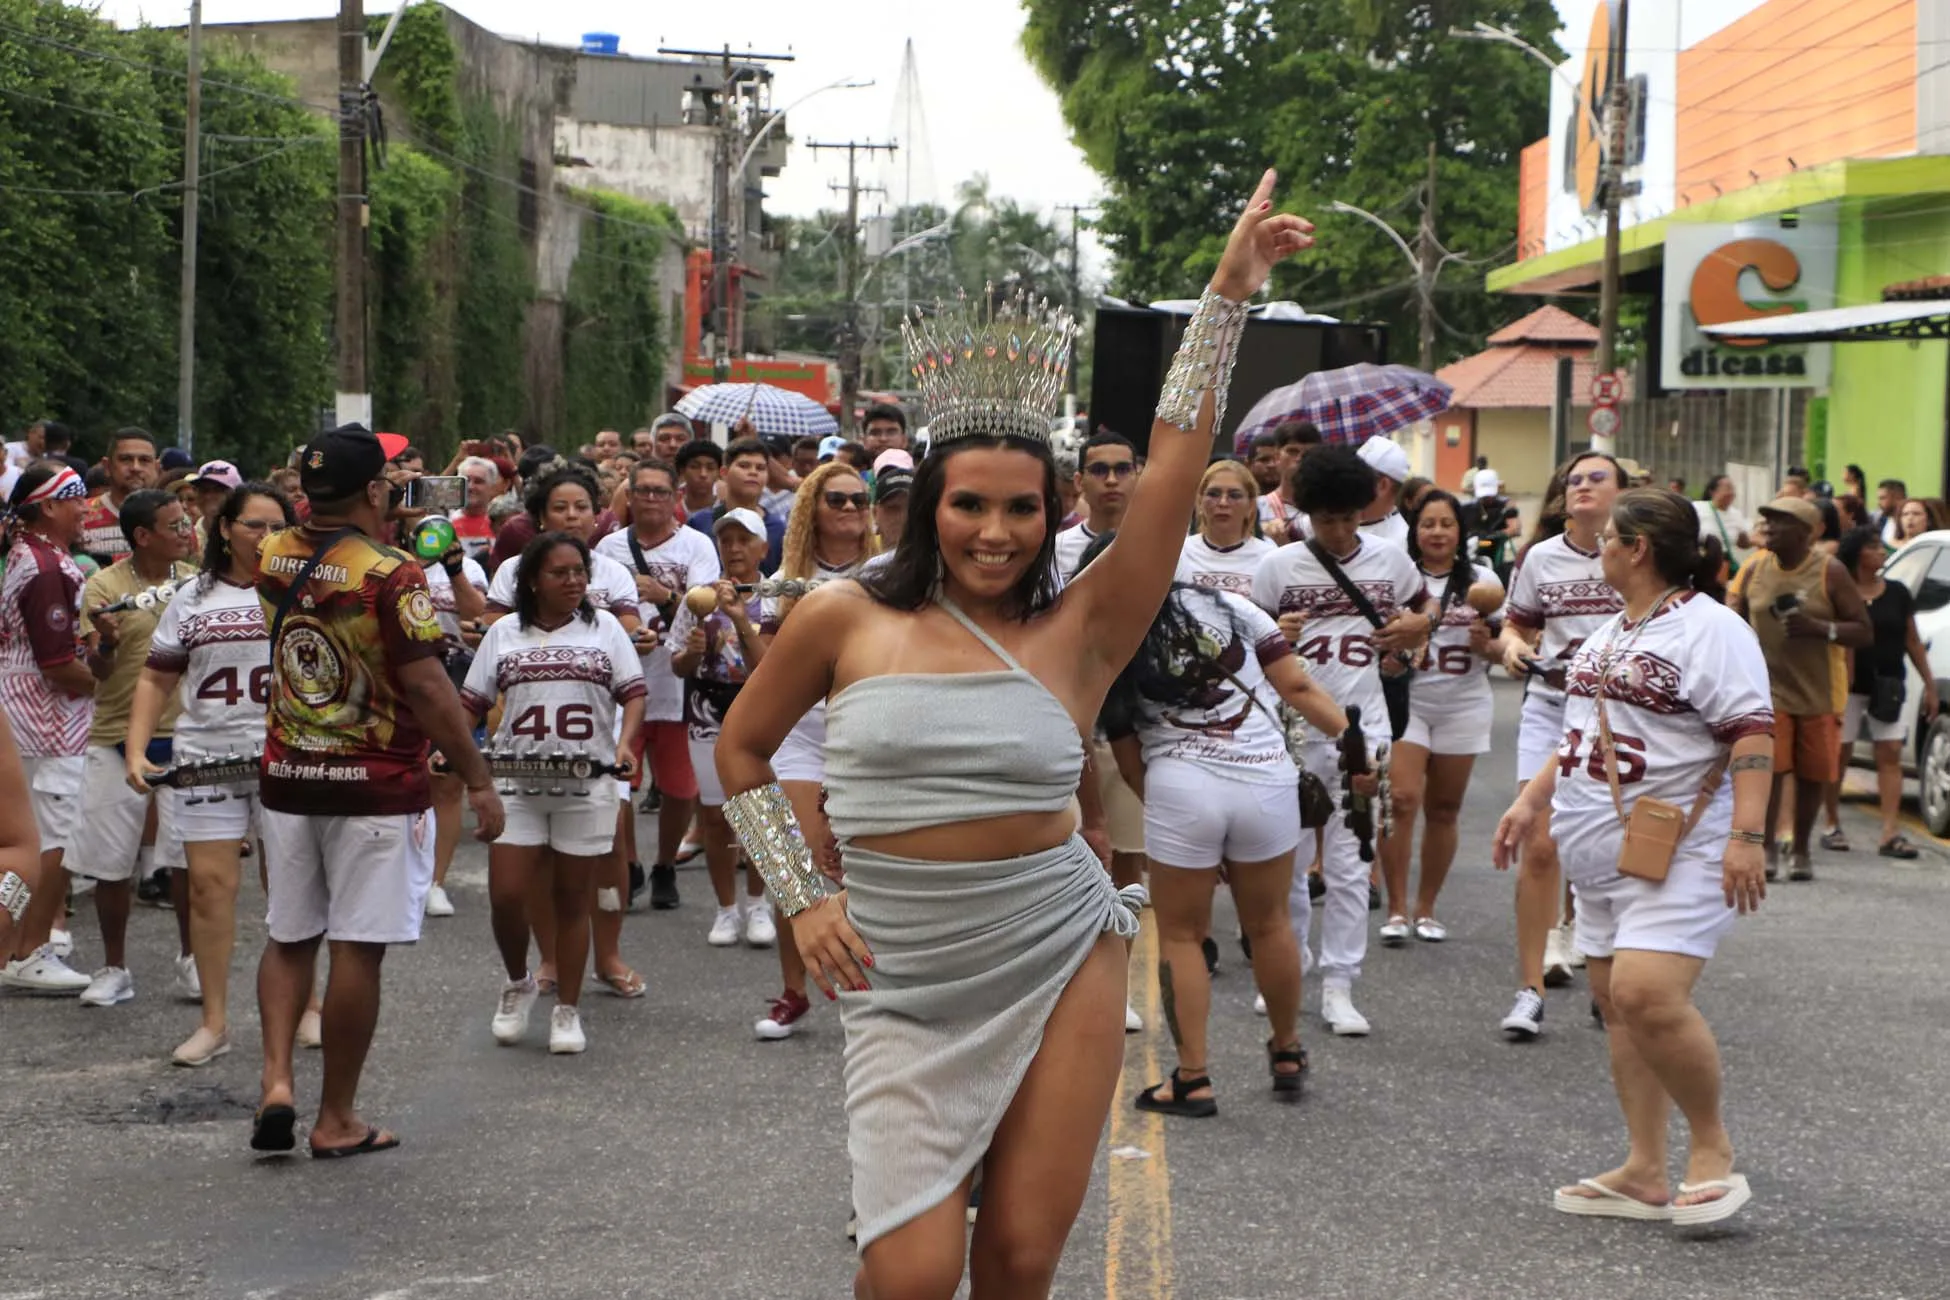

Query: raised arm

[1064,170,1314,682]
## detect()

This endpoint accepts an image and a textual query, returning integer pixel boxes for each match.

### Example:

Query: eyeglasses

[229,519,277,533]
[1203,488,1248,503]
[632,485,674,499]
[163,518,194,533]
[1084,460,1137,480]
[824,491,869,511]
[1566,469,1612,488]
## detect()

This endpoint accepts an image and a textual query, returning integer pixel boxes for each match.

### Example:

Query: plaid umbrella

[675,383,839,439]
[1233,363,1453,453]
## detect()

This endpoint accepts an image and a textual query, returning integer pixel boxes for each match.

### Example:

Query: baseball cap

[872,449,914,475]
[712,506,768,539]
[818,435,846,462]
[193,459,243,490]
[1473,468,1502,499]
[1758,496,1821,531]
[874,465,914,503]
[298,425,409,500]
[159,447,195,471]
[1356,436,1410,484]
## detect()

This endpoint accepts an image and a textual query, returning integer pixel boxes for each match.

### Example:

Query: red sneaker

[754,989,811,1041]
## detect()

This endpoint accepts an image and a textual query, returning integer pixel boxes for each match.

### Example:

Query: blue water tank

[581,32,621,56]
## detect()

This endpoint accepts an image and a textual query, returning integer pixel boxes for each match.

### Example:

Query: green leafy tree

[1020,0,1562,365]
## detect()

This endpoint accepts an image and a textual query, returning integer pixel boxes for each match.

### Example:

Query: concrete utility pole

[659,44,794,382]
[175,0,202,454]
[1593,0,1632,453]
[1054,202,1095,395]
[334,0,370,430]
[810,139,896,433]
[1415,140,1438,374]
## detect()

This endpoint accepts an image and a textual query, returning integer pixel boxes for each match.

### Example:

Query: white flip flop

[1671,1174,1752,1227]
[1553,1178,1673,1220]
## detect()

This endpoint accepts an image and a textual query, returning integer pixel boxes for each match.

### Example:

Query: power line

[0,137,324,200]
[0,83,321,144]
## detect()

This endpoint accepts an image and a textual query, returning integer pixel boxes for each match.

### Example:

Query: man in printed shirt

[78,429,161,568]
[248,425,503,1159]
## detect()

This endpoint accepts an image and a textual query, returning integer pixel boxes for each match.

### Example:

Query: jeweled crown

[902,285,1076,445]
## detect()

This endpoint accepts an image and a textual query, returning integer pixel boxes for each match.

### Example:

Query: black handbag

[1869,671,1906,724]
[1305,540,1412,740]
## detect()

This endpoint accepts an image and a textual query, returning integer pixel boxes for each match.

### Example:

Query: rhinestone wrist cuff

[1154,286,1249,432]
[0,870,29,924]
[723,783,829,918]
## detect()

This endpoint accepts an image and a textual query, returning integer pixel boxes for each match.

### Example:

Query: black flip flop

[1135,1071,1218,1118]
[309,1125,401,1160]
[250,1103,298,1153]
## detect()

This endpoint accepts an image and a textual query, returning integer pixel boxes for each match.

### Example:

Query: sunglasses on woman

[824,490,869,511]
[1566,469,1612,488]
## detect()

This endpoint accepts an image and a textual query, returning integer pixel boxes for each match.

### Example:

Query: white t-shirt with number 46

[460,609,646,757]
[143,576,272,764]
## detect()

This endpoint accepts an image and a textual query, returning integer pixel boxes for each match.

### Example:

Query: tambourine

[151,748,263,803]
[96,575,194,616]
[682,576,828,616]
[433,748,626,797]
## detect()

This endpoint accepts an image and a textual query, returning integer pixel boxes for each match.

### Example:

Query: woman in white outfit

[1378,490,1503,946]
[1104,579,1346,1114]
[1175,459,1275,596]
[126,482,295,1066]
[464,532,645,1055]
[1494,488,1771,1228]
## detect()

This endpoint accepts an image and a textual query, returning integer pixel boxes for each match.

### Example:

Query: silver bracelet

[722,782,830,918]
[0,870,30,924]
[1155,286,1249,432]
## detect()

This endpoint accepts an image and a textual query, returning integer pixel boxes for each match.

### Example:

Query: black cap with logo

[299,425,409,501]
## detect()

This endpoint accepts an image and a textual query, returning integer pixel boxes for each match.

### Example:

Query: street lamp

[733,75,873,188]
[1448,22,1607,160]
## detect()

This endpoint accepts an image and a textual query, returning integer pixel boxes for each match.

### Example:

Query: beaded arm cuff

[0,870,29,924]
[722,783,830,919]
[1154,286,1250,432]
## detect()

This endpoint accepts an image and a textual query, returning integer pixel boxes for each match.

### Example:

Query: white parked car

[1876,530,1950,833]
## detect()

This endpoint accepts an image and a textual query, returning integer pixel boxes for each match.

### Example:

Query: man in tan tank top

[1727,496,1871,882]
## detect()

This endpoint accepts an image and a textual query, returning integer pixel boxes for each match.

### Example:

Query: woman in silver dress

[716,172,1312,1300]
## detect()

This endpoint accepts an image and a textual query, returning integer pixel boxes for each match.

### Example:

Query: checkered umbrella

[1233,363,1453,453]
[675,383,839,438]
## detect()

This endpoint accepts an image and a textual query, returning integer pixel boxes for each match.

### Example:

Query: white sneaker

[707,906,742,947]
[173,954,202,1004]
[491,975,539,1045]
[1500,987,1546,1040]
[1,944,91,994]
[79,966,135,1007]
[1379,915,1410,947]
[549,1004,586,1054]
[1557,922,1585,969]
[743,898,777,948]
[1543,927,1576,988]
[1124,1002,1142,1033]
[49,928,74,960]
[1253,991,1267,1016]
[1320,981,1370,1036]
[297,1008,323,1049]
[424,884,455,918]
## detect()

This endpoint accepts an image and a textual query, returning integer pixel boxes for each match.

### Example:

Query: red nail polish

[826,989,837,1001]
[862,955,874,968]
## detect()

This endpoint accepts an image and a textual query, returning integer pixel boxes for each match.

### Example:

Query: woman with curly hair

[749,459,879,1039]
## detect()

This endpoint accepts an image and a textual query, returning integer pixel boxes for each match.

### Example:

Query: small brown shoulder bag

[1593,665,1728,883]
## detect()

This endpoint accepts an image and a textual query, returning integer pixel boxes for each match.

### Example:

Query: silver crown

[902,284,1076,445]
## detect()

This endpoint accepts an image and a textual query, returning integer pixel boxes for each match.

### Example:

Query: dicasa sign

[1659,216,1836,390]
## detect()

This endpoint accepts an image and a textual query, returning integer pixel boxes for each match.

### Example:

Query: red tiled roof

[1437,344,1598,410]
[1485,304,1600,347]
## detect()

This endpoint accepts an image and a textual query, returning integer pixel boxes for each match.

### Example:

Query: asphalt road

[4,678,1947,1300]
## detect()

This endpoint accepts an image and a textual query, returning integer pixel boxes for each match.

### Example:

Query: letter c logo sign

[1690,239,1803,348]
[1573,3,1615,214]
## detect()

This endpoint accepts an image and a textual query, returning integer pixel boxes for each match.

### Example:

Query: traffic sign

[1587,406,1620,439]
[1590,372,1625,406]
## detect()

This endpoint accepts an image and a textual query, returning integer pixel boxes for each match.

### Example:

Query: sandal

[1820,828,1851,852]
[1134,1068,1217,1118]
[596,967,646,998]
[1879,835,1920,860]
[1266,1039,1308,1099]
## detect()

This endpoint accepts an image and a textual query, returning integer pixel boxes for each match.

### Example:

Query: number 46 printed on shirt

[1557,728,1646,784]
[508,702,597,743]
[197,664,271,706]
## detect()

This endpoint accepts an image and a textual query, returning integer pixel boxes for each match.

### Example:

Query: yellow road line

[1105,914,1173,1300]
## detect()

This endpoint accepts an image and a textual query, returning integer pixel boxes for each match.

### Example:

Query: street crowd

[0,196,1928,1291]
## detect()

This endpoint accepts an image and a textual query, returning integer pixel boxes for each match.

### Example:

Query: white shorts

[1571,851,1736,962]
[1843,694,1904,745]
[1143,759,1299,870]
[1516,690,1566,789]
[1401,688,1494,756]
[690,735,726,807]
[22,753,83,857]
[1091,738,1146,855]
[498,792,617,856]
[166,783,261,846]
[260,808,434,944]
[69,744,183,882]
[773,724,825,784]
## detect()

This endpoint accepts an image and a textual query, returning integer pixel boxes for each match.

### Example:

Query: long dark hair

[1407,489,1472,610]
[1100,576,1257,739]
[514,531,595,630]
[860,434,1063,621]
[197,482,296,593]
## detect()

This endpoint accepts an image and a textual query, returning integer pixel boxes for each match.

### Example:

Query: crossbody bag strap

[268,527,358,648]
[1593,633,1731,836]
